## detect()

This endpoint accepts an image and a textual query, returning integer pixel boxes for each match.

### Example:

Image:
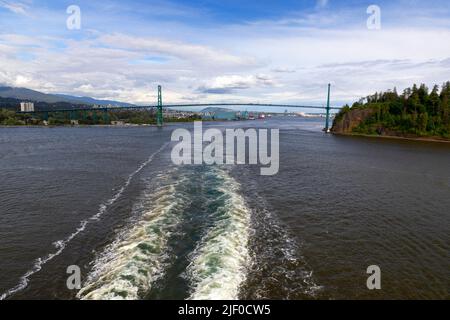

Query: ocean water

[0,118,449,300]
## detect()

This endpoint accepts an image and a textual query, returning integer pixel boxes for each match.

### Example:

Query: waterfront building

[20,102,35,112]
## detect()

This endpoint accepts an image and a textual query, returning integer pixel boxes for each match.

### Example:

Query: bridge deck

[17,103,342,114]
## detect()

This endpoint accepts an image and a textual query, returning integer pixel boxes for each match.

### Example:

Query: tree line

[334,82,450,138]
[0,108,201,126]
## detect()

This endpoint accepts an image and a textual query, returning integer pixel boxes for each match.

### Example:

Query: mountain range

[0,86,135,107]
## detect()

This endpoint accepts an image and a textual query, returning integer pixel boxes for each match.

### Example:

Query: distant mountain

[201,107,234,113]
[0,95,87,111]
[0,86,135,107]
[54,94,135,108]
[0,86,63,104]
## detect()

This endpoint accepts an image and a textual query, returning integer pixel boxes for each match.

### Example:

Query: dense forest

[333,82,450,138]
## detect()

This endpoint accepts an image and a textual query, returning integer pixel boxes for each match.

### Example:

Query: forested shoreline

[332,82,450,139]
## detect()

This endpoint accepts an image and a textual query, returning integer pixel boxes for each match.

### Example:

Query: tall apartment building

[20,102,35,112]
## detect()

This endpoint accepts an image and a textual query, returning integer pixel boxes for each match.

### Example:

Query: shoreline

[0,121,202,128]
[332,132,450,144]
[0,118,271,129]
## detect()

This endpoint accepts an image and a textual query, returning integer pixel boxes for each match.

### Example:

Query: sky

[1,0,450,111]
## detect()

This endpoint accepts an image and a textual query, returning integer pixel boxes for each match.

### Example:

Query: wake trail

[0,143,169,300]
[186,168,252,300]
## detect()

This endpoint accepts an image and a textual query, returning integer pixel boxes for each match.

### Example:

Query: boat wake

[236,174,322,300]
[0,143,168,300]
[78,170,190,300]
[185,168,251,300]
[78,166,252,300]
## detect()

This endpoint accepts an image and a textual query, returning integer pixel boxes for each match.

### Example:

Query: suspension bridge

[17,84,341,131]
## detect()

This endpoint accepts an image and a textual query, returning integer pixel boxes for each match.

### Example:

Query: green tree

[333,81,450,138]
[429,85,441,116]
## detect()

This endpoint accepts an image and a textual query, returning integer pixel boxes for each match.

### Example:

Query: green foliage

[334,104,351,122]
[0,108,202,126]
[338,82,450,138]
[0,109,26,125]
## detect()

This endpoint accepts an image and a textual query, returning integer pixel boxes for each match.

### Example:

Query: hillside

[0,96,86,111]
[332,82,450,139]
[0,86,135,108]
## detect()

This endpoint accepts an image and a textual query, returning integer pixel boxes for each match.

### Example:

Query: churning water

[0,119,449,299]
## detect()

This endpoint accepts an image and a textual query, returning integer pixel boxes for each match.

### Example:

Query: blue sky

[1,0,450,111]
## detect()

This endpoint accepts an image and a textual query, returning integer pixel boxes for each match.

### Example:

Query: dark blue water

[0,119,449,300]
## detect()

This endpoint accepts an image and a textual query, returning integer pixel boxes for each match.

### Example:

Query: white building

[20,102,35,112]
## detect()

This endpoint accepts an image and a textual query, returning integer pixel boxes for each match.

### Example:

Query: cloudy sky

[1,0,450,109]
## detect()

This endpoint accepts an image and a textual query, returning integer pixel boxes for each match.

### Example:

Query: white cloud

[272,67,296,73]
[0,3,450,107]
[14,75,31,86]
[98,33,255,68]
[198,74,276,94]
[0,0,28,15]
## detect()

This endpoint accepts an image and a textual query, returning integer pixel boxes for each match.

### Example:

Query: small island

[332,82,450,142]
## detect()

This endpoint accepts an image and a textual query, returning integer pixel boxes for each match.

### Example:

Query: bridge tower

[325,83,331,133]
[157,85,163,127]
[103,108,110,124]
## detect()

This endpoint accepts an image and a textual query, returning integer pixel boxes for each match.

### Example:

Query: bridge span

[17,84,340,131]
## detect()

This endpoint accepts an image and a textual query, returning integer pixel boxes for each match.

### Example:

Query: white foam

[77,170,189,300]
[0,143,168,300]
[243,183,323,299]
[186,168,251,300]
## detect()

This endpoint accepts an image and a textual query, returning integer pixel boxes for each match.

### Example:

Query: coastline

[0,118,266,129]
[332,132,450,144]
